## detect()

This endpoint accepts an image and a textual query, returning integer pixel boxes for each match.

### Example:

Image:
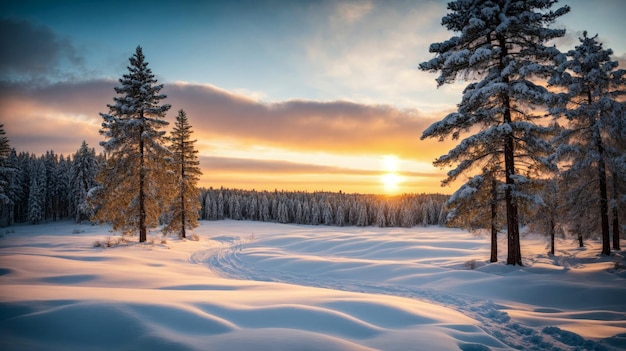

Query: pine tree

[56,155,72,219]
[0,124,15,227]
[446,168,504,262]
[71,141,99,223]
[43,151,58,221]
[5,150,21,225]
[13,152,31,223]
[163,109,202,238]
[420,0,568,265]
[28,159,46,224]
[550,32,625,255]
[93,46,172,242]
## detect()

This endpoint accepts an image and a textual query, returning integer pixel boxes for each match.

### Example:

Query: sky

[1,0,625,195]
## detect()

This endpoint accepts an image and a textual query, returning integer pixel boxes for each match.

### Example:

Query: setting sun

[381,155,404,193]
[381,172,401,193]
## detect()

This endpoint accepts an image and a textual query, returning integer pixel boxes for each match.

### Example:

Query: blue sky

[1,0,625,194]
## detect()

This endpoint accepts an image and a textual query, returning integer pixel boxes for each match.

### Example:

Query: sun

[381,173,401,193]
[380,155,403,193]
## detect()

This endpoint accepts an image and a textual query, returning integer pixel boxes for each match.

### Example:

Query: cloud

[198,155,444,193]
[332,1,373,25]
[0,79,113,154]
[0,18,84,81]
[302,0,452,110]
[166,82,451,162]
[200,155,440,178]
[0,79,452,168]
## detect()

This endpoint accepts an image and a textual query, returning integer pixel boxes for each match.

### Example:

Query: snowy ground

[1,220,625,351]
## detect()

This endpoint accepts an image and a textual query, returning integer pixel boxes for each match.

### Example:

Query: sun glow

[380,155,403,193]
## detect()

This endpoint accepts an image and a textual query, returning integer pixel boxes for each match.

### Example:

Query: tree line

[200,187,448,227]
[0,140,101,227]
[0,131,449,230]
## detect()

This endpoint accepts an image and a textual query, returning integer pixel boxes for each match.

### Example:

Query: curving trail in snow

[191,223,626,351]
[1,220,625,350]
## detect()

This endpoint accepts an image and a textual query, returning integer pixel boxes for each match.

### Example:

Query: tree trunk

[504,130,522,265]
[597,144,610,255]
[549,215,555,256]
[180,160,186,239]
[490,176,498,263]
[139,115,147,243]
[612,170,621,250]
[589,93,610,255]
[499,35,522,266]
[578,234,584,248]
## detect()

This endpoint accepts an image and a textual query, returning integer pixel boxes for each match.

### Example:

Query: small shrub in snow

[93,236,129,248]
[190,233,200,241]
[161,239,167,245]
[106,237,117,247]
[464,259,478,270]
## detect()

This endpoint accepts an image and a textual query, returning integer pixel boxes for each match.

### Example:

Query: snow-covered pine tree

[0,124,15,227]
[420,0,568,265]
[43,151,58,221]
[527,178,563,255]
[55,155,72,219]
[12,152,31,223]
[375,202,386,227]
[71,141,99,223]
[3,150,21,226]
[28,159,46,224]
[93,46,172,242]
[355,202,368,227]
[550,32,625,255]
[163,109,202,238]
[446,167,504,262]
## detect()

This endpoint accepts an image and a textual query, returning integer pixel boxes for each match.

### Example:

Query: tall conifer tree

[550,32,626,255]
[164,109,202,238]
[420,0,569,265]
[94,46,172,242]
[71,141,99,223]
[0,124,14,227]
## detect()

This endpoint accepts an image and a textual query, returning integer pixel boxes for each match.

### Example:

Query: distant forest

[0,144,448,229]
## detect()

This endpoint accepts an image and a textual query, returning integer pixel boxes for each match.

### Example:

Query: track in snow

[189,233,616,351]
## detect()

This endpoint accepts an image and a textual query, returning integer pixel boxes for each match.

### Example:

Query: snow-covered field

[1,220,625,351]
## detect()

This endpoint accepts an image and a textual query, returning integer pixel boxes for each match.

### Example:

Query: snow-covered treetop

[109,46,171,119]
[549,31,626,176]
[99,46,172,152]
[421,0,570,87]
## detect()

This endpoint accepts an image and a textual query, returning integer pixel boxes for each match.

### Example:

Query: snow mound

[1,220,624,350]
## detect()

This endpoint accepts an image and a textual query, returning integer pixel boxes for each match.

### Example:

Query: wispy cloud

[303,0,452,110]
[1,78,452,172]
[332,1,373,25]
[200,155,439,178]
[166,82,451,162]
[198,155,444,193]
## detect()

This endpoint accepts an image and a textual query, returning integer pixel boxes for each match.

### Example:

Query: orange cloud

[166,82,452,163]
[0,79,456,193]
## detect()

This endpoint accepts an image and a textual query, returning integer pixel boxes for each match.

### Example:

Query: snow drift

[1,220,624,350]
